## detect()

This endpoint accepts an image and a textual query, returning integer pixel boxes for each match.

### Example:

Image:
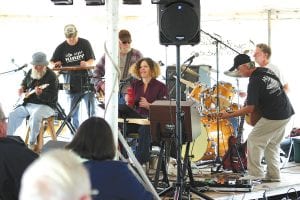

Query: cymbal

[173,75,196,88]
[180,65,199,77]
[200,65,217,73]
[224,70,242,78]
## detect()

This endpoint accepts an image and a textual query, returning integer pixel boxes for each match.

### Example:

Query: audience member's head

[19,149,92,200]
[0,103,7,138]
[66,117,116,161]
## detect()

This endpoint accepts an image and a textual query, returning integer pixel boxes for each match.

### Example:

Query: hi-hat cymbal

[180,65,199,77]
[173,75,196,88]
[224,70,243,78]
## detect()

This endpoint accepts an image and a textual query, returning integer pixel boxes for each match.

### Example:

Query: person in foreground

[126,57,168,165]
[0,103,38,200]
[7,52,59,151]
[65,117,154,200]
[219,54,294,182]
[19,149,92,200]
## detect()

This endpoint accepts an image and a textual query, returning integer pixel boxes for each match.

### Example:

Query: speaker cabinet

[166,65,211,100]
[158,0,200,45]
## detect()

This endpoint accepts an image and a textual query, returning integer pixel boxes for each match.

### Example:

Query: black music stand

[149,100,212,199]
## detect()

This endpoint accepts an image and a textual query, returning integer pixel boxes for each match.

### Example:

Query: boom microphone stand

[200,29,240,172]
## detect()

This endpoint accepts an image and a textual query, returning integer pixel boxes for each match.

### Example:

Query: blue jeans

[126,124,151,165]
[69,91,96,129]
[7,103,55,144]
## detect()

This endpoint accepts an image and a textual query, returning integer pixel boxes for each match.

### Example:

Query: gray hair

[19,149,92,200]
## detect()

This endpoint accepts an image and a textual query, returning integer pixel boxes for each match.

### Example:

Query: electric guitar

[245,107,262,126]
[13,84,50,109]
[222,115,247,173]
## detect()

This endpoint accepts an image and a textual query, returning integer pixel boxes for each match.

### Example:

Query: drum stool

[25,116,57,153]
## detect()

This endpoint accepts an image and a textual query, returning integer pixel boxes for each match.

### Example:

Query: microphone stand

[200,29,241,173]
[0,65,27,75]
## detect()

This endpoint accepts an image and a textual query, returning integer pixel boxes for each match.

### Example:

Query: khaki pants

[247,117,291,179]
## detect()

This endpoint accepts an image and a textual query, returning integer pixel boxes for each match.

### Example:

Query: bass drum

[182,119,233,162]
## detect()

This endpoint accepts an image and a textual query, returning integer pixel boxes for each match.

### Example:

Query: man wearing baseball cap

[50,24,96,129]
[220,54,294,182]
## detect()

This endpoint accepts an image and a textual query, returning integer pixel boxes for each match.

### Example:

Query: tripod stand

[150,46,212,199]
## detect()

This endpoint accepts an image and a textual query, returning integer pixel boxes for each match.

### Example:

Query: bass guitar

[222,115,247,173]
[13,84,50,109]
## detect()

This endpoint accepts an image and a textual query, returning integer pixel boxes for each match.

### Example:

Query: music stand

[119,104,144,119]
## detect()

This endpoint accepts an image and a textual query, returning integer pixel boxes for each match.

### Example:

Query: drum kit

[181,67,243,163]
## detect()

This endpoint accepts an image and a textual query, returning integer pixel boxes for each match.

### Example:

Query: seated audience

[0,103,38,200]
[19,149,92,200]
[66,117,154,200]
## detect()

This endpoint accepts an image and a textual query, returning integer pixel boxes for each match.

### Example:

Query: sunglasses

[121,41,131,44]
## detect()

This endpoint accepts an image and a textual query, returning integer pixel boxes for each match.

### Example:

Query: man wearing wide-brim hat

[7,52,59,152]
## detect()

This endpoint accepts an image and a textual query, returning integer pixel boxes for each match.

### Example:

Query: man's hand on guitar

[35,86,43,96]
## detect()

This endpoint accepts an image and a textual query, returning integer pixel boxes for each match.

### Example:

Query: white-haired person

[19,149,92,200]
[7,52,59,152]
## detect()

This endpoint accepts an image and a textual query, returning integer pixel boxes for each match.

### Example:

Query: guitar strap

[260,71,283,90]
[122,49,133,80]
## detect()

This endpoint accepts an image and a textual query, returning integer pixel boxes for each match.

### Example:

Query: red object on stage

[127,87,135,107]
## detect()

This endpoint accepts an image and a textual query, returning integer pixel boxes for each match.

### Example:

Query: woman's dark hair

[65,117,116,161]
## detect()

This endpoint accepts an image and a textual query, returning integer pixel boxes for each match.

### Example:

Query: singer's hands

[139,97,150,110]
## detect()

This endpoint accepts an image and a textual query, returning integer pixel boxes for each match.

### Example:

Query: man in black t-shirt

[220,54,294,182]
[50,24,96,129]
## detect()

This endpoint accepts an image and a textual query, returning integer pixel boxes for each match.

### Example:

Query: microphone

[18,64,28,71]
[183,52,199,64]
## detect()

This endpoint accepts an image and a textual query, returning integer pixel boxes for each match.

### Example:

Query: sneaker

[262,178,281,182]
[239,175,263,181]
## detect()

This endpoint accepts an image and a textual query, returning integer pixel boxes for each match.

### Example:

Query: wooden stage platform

[151,161,300,200]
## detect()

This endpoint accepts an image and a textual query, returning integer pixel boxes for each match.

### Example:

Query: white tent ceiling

[1,0,300,20]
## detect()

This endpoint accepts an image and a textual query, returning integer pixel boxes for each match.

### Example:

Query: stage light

[123,0,141,5]
[85,0,105,6]
[51,0,73,5]
[151,0,169,4]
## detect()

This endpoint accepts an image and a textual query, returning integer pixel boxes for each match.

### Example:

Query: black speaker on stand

[155,1,213,199]
[158,0,200,45]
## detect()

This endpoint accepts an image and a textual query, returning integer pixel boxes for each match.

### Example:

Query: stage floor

[149,160,300,200]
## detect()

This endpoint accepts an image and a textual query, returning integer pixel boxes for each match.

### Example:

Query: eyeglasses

[121,41,131,44]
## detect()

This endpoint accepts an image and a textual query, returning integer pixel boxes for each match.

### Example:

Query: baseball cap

[229,54,251,71]
[64,24,77,38]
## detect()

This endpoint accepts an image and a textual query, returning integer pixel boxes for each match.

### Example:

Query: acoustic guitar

[245,107,262,126]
